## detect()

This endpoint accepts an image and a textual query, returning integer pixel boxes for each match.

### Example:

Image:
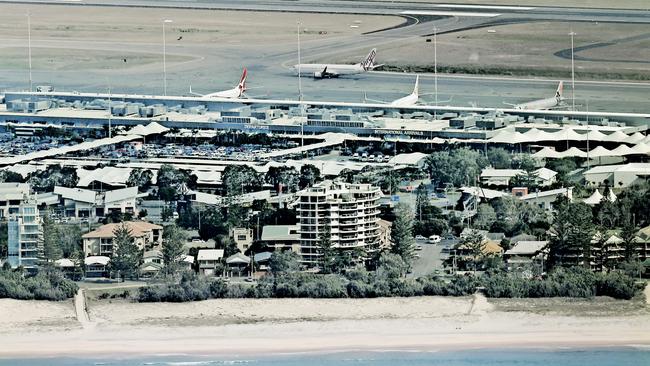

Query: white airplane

[505,81,564,110]
[293,48,381,79]
[190,68,248,99]
[365,76,420,107]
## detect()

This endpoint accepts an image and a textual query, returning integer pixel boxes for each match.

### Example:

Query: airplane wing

[314,66,339,79]
[188,86,204,97]
[363,91,387,104]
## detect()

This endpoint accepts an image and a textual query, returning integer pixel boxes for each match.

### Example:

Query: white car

[428,235,442,244]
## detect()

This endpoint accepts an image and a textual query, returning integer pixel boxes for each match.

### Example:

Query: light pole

[433,26,438,120]
[27,12,33,93]
[569,30,576,111]
[162,19,173,96]
[297,21,304,152]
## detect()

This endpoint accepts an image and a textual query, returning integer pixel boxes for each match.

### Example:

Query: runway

[0,0,649,113]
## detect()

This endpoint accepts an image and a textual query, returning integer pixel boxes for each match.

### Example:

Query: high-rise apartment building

[296,181,382,265]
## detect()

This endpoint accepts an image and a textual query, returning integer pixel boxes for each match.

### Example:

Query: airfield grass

[0,3,403,73]
[369,0,650,10]
[369,21,650,81]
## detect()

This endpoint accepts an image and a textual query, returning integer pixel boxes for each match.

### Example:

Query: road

[1,0,649,113]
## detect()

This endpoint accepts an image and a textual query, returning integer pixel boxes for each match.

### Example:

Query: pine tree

[162,224,186,275]
[110,223,142,280]
[318,224,335,274]
[41,213,62,266]
[390,203,416,267]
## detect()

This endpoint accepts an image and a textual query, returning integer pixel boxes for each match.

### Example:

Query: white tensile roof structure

[583,189,604,205]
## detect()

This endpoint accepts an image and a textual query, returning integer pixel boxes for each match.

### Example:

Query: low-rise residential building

[584,163,650,188]
[230,227,253,253]
[197,249,224,276]
[504,240,548,272]
[53,185,142,219]
[480,168,557,187]
[519,187,573,211]
[260,225,300,252]
[82,221,163,257]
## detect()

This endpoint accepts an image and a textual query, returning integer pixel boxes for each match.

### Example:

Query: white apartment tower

[6,198,42,271]
[296,180,382,265]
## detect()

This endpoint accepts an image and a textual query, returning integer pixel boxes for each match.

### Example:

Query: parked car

[415,235,426,241]
[428,235,442,244]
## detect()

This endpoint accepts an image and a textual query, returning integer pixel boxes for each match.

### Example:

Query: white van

[428,235,441,244]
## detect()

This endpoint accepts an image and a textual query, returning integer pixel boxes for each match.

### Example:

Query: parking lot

[409,239,456,278]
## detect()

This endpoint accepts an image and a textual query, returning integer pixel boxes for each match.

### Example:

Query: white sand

[1,294,649,357]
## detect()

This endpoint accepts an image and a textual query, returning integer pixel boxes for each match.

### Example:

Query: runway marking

[400,10,501,18]
[435,4,536,11]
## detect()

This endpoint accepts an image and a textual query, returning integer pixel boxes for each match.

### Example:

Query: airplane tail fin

[237,68,248,96]
[361,48,377,71]
[556,81,564,99]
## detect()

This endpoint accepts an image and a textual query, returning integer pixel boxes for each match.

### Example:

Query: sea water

[1,348,649,366]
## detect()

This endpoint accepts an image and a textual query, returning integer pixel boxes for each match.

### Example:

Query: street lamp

[433,26,438,120]
[27,12,33,93]
[569,30,576,111]
[297,20,305,153]
[162,19,173,96]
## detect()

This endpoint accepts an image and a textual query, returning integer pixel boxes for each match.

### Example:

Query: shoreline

[1,295,649,359]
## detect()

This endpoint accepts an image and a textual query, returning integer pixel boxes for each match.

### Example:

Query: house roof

[261,225,300,241]
[104,186,139,203]
[520,187,572,200]
[254,251,273,262]
[505,241,548,256]
[82,221,162,239]
[85,256,110,266]
[54,186,97,204]
[197,249,224,261]
[54,258,76,268]
[226,252,251,264]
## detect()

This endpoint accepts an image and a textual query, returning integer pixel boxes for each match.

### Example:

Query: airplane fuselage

[390,93,419,107]
[515,97,561,110]
[293,63,366,77]
[203,88,241,99]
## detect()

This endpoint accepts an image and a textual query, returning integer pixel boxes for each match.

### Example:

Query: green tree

[156,164,193,201]
[269,251,301,275]
[487,147,512,169]
[222,165,262,196]
[266,166,299,193]
[162,224,186,274]
[377,252,409,279]
[110,223,143,280]
[390,203,416,266]
[548,198,595,269]
[58,224,82,258]
[0,170,25,183]
[511,154,538,189]
[198,206,228,241]
[425,148,488,188]
[473,203,496,231]
[318,224,336,274]
[41,214,62,265]
[299,164,321,189]
[127,168,153,190]
[414,183,429,222]
[460,229,485,273]
[0,222,7,259]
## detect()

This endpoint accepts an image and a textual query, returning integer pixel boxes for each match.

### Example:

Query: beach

[1,294,649,358]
